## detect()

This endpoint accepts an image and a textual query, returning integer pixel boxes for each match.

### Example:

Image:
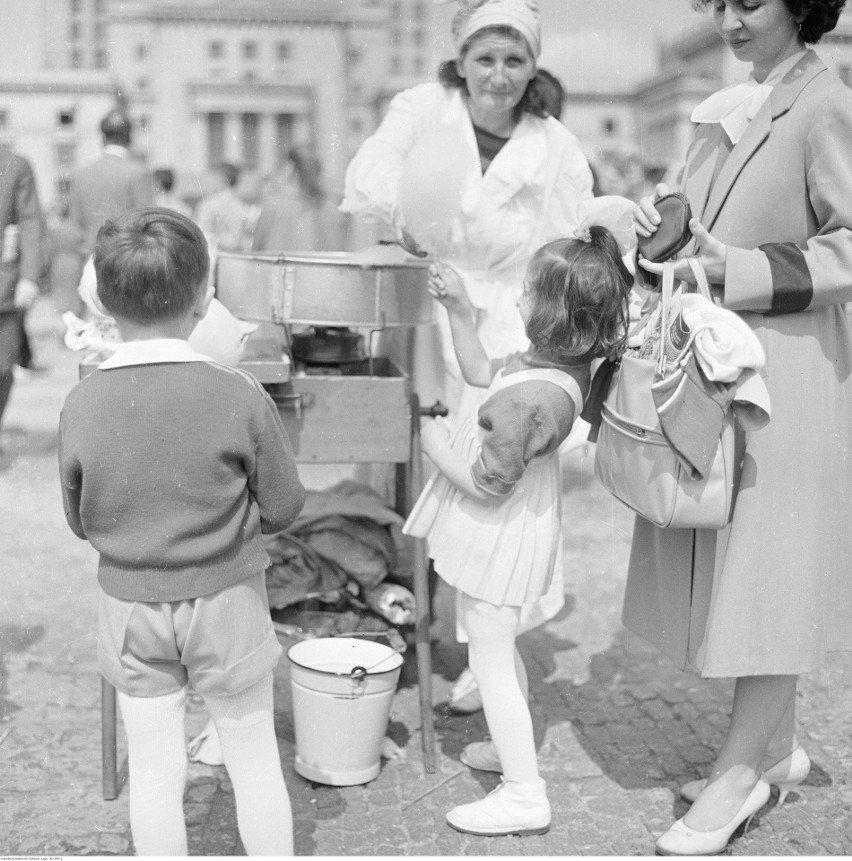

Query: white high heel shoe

[655,778,770,856]
[679,745,811,805]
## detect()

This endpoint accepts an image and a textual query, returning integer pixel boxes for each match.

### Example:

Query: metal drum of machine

[214,248,434,463]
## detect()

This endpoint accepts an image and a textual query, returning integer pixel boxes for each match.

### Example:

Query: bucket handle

[333,629,407,679]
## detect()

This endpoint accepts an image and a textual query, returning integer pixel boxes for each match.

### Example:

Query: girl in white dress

[405,226,632,836]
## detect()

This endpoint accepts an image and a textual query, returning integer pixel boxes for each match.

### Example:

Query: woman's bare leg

[683,674,797,831]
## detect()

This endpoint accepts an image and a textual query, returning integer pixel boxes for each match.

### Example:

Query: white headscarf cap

[440,0,542,59]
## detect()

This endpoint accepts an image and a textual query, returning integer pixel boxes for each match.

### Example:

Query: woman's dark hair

[524,227,633,361]
[692,0,846,43]
[437,25,551,119]
[94,207,210,323]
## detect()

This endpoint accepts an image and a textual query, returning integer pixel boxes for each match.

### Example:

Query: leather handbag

[592,259,736,529]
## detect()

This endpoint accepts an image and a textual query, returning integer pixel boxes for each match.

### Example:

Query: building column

[258,113,277,176]
[224,112,241,164]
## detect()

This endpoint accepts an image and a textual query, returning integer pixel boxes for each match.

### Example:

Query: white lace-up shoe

[446,779,551,837]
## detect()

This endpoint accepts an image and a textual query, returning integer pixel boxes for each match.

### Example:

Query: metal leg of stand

[398,397,436,773]
[102,676,119,800]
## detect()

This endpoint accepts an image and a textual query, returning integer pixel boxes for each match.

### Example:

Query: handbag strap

[655,262,676,377]
[686,255,712,300]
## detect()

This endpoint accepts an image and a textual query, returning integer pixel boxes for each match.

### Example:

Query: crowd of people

[2,0,847,855]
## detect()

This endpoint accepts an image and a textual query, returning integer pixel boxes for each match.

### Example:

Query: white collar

[98,338,214,369]
[103,144,130,158]
[691,50,807,144]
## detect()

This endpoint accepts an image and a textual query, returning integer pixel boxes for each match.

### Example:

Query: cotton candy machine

[213,247,441,773]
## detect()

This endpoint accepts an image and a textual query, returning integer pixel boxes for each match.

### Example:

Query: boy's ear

[194,282,215,318]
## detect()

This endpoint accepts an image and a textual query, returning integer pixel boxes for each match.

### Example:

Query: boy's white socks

[206,677,294,856]
[117,687,189,856]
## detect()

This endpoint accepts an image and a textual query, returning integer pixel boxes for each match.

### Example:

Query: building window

[0,111,8,129]
[137,77,149,91]
[94,22,106,41]
[209,41,224,60]
[138,115,149,134]
[390,1,401,18]
[136,43,148,60]
[57,109,76,128]
[275,114,292,166]
[208,112,225,168]
[94,0,106,13]
[603,117,618,136]
[391,28,401,46]
[95,48,108,68]
[413,1,425,21]
[243,41,257,60]
[70,0,81,14]
[70,49,82,68]
[276,42,291,62]
[413,28,425,47]
[242,113,260,169]
[70,21,81,40]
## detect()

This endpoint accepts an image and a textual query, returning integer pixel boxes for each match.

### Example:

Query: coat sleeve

[723,84,852,314]
[13,157,45,285]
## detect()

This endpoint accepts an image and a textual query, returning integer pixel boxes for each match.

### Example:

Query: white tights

[460,593,539,784]
[117,676,293,856]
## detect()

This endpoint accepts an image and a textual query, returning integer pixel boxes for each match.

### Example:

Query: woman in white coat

[631,0,852,854]
[341,0,593,732]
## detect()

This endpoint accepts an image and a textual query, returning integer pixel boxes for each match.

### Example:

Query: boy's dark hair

[524,227,632,361]
[437,25,552,119]
[94,207,210,324]
[100,110,132,147]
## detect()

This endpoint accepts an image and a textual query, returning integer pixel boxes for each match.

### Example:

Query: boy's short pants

[98,571,282,698]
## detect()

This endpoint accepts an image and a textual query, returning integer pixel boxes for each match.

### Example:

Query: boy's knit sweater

[59,341,305,602]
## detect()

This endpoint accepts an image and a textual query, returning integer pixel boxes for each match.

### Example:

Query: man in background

[0,146,44,470]
[70,109,154,259]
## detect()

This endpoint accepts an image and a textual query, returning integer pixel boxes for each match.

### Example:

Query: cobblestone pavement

[2,310,851,857]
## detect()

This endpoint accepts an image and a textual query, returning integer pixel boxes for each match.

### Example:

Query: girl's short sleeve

[471,380,576,496]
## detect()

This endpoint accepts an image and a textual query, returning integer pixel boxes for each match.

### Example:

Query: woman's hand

[637,219,728,285]
[633,182,671,238]
[428,261,471,311]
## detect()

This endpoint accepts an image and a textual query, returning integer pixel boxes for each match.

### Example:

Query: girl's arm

[419,419,496,502]
[428,262,493,387]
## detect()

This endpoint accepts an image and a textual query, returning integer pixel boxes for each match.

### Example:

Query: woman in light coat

[630,0,852,855]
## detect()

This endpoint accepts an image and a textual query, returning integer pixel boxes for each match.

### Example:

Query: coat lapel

[699,50,826,231]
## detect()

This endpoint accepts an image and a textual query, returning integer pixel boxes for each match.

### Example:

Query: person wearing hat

[341,0,594,834]
[69,109,154,262]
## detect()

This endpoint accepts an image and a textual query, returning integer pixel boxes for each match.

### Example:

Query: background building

[1,1,852,212]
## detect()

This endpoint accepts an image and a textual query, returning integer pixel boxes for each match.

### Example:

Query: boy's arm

[58,412,87,540]
[250,392,306,533]
[428,263,493,387]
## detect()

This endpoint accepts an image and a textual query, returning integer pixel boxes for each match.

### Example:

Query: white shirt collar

[98,338,215,369]
[103,144,130,158]
[691,50,807,144]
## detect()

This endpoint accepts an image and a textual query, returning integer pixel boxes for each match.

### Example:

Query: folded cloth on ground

[264,481,412,610]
